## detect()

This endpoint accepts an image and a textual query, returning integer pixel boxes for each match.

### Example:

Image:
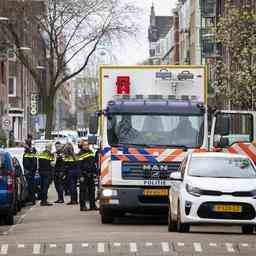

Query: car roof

[191,152,250,159]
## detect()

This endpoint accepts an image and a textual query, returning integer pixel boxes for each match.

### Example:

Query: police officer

[77,139,96,211]
[38,144,54,206]
[63,143,79,205]
[53,142,65,203]
[23,139,37,205]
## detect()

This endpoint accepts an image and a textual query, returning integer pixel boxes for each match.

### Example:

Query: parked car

[168,152,256,234]
[0,150,18,225]
[6,147,29,206]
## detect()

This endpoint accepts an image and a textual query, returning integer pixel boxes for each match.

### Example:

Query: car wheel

[168,206,177,232]
[177,203,190,233]
[241,225,254,234]
[5,213,14,225]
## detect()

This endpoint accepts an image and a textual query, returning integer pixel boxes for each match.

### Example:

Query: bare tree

[1,0,138,138]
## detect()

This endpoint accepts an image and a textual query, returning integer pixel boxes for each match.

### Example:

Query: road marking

[65,244,73,254]
[194,242,202,252]
[226,243,235,252]
[130,243,137,252]
[241,243,249,247]
[18,244,25,248]
[210,243,217,247]
[97,243,105,253]
[161,242,170,252]
[82,243,89,247]
[177,242,185,246]
[113,242,121,247]
[0,244,8,255]
[145,242,153,246]
[49,244,57,248]
[33,244,41,255]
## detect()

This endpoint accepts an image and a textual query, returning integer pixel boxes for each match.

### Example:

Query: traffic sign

[2,116,12,131]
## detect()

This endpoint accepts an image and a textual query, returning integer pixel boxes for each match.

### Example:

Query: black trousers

[79,175,95,208]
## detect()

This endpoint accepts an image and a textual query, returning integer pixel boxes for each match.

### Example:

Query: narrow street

[0,187,254,255]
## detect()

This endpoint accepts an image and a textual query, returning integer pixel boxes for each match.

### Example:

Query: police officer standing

[53,142,65,203]
[23,139,37,205]
[38,144,54,206]
[77,139,97,211]
[63,143,79,205]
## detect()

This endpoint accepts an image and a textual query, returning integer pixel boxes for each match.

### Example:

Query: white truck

[89,65,208,223]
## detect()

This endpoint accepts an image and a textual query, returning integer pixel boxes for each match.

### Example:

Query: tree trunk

[42,95,55,140]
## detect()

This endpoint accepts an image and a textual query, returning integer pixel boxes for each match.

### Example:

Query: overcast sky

[114,0,177,65]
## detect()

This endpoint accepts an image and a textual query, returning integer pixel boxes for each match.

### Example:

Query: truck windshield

[107,114,204,148]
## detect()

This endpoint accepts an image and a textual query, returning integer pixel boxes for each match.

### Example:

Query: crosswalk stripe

[177,242,184,246]
[145,242,153,246]
[82,243,89,247]
[65,244,73,254]
[226,243,235,252]
[113,242,121,247]
[18,244,25,248]
[97,243,105,253]
[241,243,249,247]
[130,242,137,252]
[161,242,170,252]
[0,244,8,255]
[32,244,40,255]
[49,244,57,248]
[194,242,202,252]
[209,243,217,247]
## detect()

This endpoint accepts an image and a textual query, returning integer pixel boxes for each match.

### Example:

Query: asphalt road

[0,187,255,255]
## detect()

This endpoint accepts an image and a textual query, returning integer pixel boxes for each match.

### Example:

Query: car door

[172,157,187,215]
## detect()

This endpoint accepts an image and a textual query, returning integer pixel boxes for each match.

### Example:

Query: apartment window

[8,76,16,97]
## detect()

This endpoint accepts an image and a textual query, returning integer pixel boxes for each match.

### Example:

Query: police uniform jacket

[23,148,37,175]
[63,154,78,174]
[54,151,64,176]
[38,150,54,176]
[77,149,95,177]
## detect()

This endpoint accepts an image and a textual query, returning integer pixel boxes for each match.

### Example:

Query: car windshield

[188,157,256,178]
[107,114,204,148]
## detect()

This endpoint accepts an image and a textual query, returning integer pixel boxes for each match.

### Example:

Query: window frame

[8,76,16,97]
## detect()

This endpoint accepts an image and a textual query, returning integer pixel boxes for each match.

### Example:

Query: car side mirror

[89,114,98,135]
[170,171,183,181]
[214,135,229,148]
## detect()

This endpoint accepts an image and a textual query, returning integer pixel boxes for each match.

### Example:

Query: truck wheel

[241,225,254,234]
[168,206,177,232]
[101,213,114,224]
[177,203,190,233]
[5,213,14,225]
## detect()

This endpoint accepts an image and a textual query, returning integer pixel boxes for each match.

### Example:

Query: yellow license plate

[143,189,168,196]
[213,204,242,213]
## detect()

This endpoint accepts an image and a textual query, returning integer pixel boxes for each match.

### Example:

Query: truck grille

[197,202,256,220]
[122,161,180,180]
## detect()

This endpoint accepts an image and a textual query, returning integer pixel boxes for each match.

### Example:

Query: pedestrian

[63,143,79,205]
[53,141,65,203]
[23,139,37,205]
[77,139,97,211]
[37,144,54,206]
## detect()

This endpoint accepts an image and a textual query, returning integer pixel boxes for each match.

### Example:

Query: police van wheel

[101,213,114,224]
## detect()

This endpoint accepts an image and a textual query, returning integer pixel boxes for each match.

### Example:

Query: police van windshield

[107,114,204,148]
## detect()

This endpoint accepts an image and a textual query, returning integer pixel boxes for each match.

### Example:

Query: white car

[168,152,256,234]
